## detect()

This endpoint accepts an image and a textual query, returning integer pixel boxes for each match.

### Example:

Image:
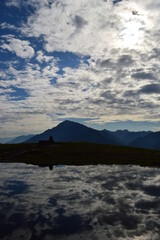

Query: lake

[0,163,159,240]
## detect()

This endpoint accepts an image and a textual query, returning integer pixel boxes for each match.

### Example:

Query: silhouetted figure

[49,136,54,145]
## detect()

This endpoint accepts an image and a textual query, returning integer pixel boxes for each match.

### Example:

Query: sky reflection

[0,163,159,240]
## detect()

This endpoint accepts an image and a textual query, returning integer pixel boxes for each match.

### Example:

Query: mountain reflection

[0,164,159,240]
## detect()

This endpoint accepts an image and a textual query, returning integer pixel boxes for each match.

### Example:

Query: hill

[26,120,120,145]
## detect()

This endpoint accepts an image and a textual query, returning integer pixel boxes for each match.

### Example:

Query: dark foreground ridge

[0,142,160,168]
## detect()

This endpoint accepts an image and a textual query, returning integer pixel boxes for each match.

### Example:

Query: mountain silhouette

[108,129,150,145]
[18,120,159,150]
[129,131,160,149]
[26,120,120,145]
[7,134,34,144]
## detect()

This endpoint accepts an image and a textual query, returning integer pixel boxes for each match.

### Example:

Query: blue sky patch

[53,51,90,70]
[9,86,29,101]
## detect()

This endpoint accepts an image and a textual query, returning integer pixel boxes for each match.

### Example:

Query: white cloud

[0,22,18,31]
[36,50,54,63]
[1,37,35,59]
[22,0,158,58]
[5,0,21,8]
[23,0,119,58]
[1,50,160,137]
[1,0,160,136]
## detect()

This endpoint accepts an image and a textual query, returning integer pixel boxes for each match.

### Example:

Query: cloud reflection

[0,164,159,240]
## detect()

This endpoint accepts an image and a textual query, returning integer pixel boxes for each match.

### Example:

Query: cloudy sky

[0,0,160,138]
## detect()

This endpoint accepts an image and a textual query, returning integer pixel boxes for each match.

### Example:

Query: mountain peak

[60,120,74,124]
[116,129,129,133]
[57,120,83,127]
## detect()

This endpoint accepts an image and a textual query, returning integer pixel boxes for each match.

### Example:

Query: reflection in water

[0,163,159,240]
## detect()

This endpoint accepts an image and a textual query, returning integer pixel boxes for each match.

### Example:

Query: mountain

[26,120,120,145]
[112,129,150,145]
[0,138,13,144]
[25,120,160,150]
[7,134,34,144]
[129,132,160,150]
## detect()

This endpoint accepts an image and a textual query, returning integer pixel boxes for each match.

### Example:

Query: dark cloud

[73,15,88,29]
[142,185,160,197]
[131,72,155,80]
[123,90,138,98]
[100,90,116,100]
[102,77,113,84]
[59,99,80,105]
[88,98,106,105]
[139,101,158,109]
[148,48,160,60]
[118,54,134,67]
[135,199,160,210]
[132,10,139,16]
[97,59,114,68]
[100,90,135,108]
[139,84,160,94]
[52,213,92,235]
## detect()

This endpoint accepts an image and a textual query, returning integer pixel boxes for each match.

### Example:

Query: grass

[0,142,160,167]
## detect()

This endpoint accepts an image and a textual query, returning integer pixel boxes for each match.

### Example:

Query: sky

[0,0,160,138]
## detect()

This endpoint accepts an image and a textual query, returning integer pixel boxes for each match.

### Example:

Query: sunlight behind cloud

[119,19,144,49]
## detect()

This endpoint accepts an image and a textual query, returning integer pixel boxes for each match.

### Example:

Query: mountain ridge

[25,120,159,149]
[26,120,120,145]
[6,134,35,144]
[5,120,159,150]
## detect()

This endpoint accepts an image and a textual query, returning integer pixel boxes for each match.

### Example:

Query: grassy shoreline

[0,142,160,168]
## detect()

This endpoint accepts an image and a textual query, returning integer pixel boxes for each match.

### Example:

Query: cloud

[117,54,134,67]
[0,22,18,31]
[1,37,35,59]
[139,84,160,94]
[73,15,88,30]
[1,0,160,136]
[1,52,160,137]
[36,50,54,63]
[131,72,155,80]
[21,0,158,58]
[22,0,122,57]
[5,0,21,8]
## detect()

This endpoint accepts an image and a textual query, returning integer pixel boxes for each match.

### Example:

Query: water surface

[0,163,160,240]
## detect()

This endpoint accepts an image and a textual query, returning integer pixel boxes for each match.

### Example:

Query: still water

[0,163,159,240]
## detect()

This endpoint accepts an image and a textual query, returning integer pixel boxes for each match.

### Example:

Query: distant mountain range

[7,134,34,144]
[129,131,160,150]
[22,120,159,150]
[6,120,160,150]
